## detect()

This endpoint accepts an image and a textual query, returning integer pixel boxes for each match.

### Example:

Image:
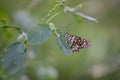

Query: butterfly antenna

[65,24,70,34]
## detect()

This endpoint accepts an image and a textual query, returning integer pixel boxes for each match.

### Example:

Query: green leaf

[0,20,7,25]
[64,6,98,23]
[27,23,51,45]
[0,20,7,27]
[56,30,72,55]
[1,42,26,75]
[72,13,82,23]
[0,21,2,27]
[74,12,98,23]
[4,29,13,38]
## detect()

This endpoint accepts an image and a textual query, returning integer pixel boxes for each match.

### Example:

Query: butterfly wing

[65,33,91,52]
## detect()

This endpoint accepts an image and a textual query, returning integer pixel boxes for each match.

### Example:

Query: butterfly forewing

[65,32,91,52]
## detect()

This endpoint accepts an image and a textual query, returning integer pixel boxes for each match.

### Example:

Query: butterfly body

[65,32,91,52]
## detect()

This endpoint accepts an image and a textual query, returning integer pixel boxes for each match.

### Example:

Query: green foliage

[64,6,98,23]
[3,29,13,38]
[0,0,98,76]
[1,42,26,75]
[0,0,120,80]
[0,0,99,77]
[0,19,7,27]
[56,30,72,55]
[72,13,82,23]
[27,23,51,45]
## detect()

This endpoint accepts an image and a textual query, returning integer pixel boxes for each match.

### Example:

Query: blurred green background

[0,0,120,80]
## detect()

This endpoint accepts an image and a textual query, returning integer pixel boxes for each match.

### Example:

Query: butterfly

[65,32,91,52]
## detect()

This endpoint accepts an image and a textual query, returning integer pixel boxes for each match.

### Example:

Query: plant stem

[45,11,62,23]
[2,26,22,33]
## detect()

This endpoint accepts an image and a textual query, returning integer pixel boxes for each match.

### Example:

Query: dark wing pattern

[65,32,91,52]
